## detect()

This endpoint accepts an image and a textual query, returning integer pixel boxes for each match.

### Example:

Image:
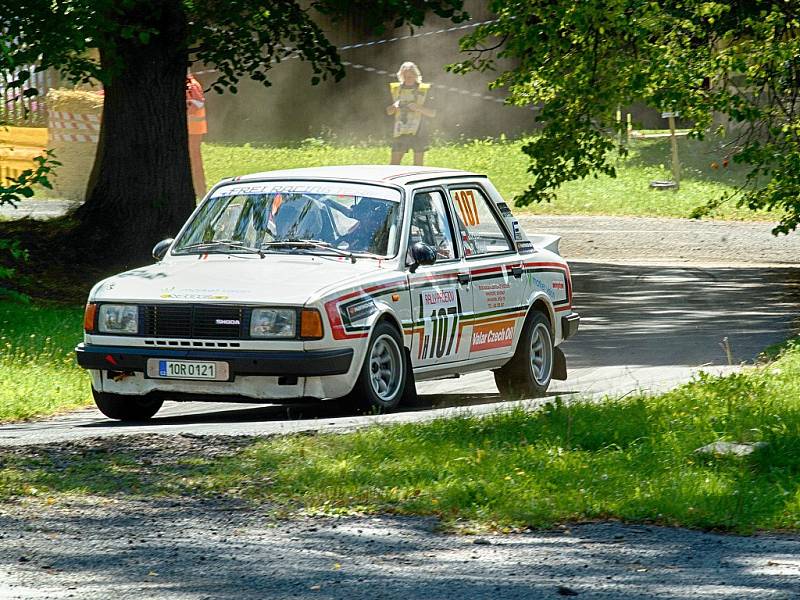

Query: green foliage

[0,301,89,422]
[451,1,800,233]
[0,152,61,301]
[0,0,467,96]
[0,152,59,209]
[0,240,30,303]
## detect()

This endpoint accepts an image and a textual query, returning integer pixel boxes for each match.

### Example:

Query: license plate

[146,359,229,381]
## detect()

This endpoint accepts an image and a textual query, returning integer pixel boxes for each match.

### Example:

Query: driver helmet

[352,198,389,225]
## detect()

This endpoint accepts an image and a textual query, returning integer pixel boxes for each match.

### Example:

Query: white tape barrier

[340,60,537,112]
[338,18,498,52]
[193,18,537,111]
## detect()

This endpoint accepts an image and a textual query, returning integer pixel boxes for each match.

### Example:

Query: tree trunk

[74,0,193,266]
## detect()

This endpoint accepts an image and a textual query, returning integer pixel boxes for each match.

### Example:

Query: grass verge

[203,136,772,221]
[2,340,799,533]
[0,301,89,422]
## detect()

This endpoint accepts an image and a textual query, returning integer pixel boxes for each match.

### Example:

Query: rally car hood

[90,254,387,305]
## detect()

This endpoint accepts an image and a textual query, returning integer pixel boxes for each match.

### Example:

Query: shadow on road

[567,262,800,369]
[75,390,576,429]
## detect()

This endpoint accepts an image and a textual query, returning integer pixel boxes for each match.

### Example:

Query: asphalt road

[1,260,797,446]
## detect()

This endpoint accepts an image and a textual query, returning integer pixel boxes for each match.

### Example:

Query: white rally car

[76,166,579,420]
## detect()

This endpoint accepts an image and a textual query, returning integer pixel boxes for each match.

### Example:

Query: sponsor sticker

[421,288,457,309]
[512,219,523,240]
[213,182,402,203]
[158,286,246,300]
[477,282,509,309]
[470,320,515,351]
[517,240,534,254]
[496,202,513,217]
[531,273,568,303]
[345,299,376,323]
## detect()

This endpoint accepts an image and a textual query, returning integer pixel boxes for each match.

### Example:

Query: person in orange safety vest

[186,72,207,198]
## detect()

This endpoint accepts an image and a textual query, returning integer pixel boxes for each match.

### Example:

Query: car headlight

[97,304,139,334]
[250,308,297,338]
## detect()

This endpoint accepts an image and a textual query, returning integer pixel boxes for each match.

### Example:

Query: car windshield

[173,181,403,257]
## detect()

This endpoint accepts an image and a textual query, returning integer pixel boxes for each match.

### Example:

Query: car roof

[231,165,485,186]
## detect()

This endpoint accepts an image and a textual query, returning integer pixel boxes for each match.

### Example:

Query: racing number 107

[418,296,460,360]
[453,189,480,227]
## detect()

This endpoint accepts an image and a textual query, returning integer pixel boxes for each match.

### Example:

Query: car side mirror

[152,238,174,262]
[408,242,436,273]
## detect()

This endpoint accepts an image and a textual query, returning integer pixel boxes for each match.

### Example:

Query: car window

[173,182,403,257]
[450,187,512,256]
[407,190,456,261]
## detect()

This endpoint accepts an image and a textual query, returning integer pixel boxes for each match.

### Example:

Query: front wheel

[349,322,408,413]
[92,389,163,421]
[494,311,554,400]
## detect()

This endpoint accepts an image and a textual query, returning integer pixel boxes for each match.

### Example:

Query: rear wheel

[494,311,554,399]
[349,321,408,413]
[92,389,163,421]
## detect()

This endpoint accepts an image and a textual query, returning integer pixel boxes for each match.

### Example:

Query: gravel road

[1,492,798,599]
[516,215,800,265]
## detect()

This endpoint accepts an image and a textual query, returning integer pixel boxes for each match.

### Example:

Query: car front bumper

[75,343,354,377]
[76,343,359,402]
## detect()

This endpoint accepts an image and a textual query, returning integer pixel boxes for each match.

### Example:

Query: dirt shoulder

[517,215,800,265]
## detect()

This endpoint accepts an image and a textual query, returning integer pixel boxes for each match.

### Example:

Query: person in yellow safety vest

[386,62,436,166]
[186,72,207,198]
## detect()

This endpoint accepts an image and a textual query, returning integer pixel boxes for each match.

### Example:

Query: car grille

[141,304,247,339]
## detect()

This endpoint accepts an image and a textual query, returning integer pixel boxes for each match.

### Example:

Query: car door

[447,184,526,360]
[407,187,474,368]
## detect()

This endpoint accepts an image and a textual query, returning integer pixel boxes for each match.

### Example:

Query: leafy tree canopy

[2,0,466,91]
[453,0,800,233]
[0,0,466,261]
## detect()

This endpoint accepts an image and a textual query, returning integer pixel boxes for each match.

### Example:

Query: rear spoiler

[527,234,561,256]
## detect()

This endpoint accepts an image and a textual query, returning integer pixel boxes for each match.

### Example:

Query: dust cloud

[201,8,534,145]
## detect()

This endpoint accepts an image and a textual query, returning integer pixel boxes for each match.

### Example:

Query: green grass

[2,341,799,533]
[203,136,770,221]
[0,301,90,422]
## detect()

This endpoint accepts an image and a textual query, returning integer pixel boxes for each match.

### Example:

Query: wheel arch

[370,306,406,346]
[524,293,556,334]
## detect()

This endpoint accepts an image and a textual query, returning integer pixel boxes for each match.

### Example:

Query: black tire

[92,389,163,421]
[494,311,554,400]
[349,321,408,413]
